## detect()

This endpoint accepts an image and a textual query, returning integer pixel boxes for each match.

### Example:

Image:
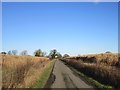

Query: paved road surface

[49,60,93,88]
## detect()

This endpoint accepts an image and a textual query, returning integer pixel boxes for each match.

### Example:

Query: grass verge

[63,61,113,89]
[32,60,55,88]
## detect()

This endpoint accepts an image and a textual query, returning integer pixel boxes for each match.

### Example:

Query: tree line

[0,49,70,59]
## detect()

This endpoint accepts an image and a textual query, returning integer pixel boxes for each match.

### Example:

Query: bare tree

[12,50,18,55]
[57,52,62,59]
[49,49,62,59]
[49,49,58,59]
[42,51,47,57]
[20,50,28,56]
[8,51,12,55]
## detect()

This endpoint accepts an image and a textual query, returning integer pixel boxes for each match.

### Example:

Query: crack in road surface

[46,60,93,89]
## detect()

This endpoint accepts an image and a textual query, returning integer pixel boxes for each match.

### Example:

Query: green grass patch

[32,60,55,88]
[63,62,113,89]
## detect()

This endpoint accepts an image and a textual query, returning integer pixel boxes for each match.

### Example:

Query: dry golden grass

[62,53,120,88]
[66,53,119,67]
[1,54,50,88]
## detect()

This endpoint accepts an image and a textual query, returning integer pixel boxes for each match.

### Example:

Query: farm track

[45,60,93,89]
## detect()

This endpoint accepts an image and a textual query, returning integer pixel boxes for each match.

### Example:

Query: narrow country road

[46,60,93,89]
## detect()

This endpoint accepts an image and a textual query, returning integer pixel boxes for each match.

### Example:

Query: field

[61,53,120,88]
[1,53,120,88]
[1,54,52,88]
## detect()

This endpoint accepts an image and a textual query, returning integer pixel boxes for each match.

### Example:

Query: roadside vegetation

[1,49,58,88]
[67,63,112,89]
[1,49,119,89]
[32,59,55,88]
[2,54,49,88]
[61,53,120,88]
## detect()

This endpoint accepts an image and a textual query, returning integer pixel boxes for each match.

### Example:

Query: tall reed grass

[62,53,120,88]
[1,54,49,88]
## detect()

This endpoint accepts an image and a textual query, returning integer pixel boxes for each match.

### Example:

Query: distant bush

[63,54,69,58]
[7,50,18,55]
[1,52,7,55]
[105,51,112,53]
[34,49,46,57]
[20,50,28,56]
